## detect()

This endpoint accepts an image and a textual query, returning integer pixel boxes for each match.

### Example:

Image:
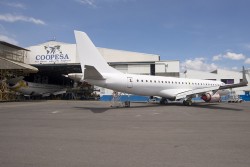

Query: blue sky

[1,0,250,71]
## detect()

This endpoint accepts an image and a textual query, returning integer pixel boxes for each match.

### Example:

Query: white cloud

[0,34,18,45]
[76,0,97,7]
[0,14,45,25]
[223,52,246,60]
[212,54,222,61]
[244,58,250,64]
[181,57,217,72]
[232,66,238,70]
[75,0,134,8]
[5,2,26,9]
[243,43,250,50]
[2,2,26,9]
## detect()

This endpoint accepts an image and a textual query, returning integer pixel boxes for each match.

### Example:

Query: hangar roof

[0,41,29,51]
[0,57,38,73]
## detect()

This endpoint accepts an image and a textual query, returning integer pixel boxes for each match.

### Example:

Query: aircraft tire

[183,100,192,106]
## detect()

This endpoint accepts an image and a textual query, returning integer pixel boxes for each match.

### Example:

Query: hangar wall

[180,69,250,96]
[25,41,180,100]
[25,41,179,77]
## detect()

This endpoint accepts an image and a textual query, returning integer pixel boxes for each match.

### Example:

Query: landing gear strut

[183,99,192,106]
[160,97,168,105]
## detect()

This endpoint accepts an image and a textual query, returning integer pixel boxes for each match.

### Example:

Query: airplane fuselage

[86,73,225,100]
[10,81,64,96]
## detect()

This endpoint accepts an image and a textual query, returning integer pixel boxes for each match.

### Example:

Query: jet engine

[201,92,221,102]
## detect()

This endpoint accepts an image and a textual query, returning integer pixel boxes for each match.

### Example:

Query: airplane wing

[175,86,220,100]
[158,87,220,100]
[174,66,248,100]
[42,93,51,97]
[53,90,67,95]
[7,76,24,86]
[41,90,66,97]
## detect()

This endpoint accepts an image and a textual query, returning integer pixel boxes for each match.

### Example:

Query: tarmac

[0,100,250,167]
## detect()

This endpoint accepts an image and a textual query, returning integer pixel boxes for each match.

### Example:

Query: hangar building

[0,41,38,101]
[24,40,180,100]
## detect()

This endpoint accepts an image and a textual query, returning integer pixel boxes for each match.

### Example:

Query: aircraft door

[127,77,133,88]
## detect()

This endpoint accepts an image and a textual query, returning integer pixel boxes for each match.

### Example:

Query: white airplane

[8,77,66,97]
[72,30,248,106]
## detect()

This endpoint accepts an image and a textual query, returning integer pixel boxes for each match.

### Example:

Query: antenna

[47,36,56,42]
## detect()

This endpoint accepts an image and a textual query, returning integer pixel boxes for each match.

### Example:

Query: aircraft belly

[125,85,164,97]
[87,77,126,92]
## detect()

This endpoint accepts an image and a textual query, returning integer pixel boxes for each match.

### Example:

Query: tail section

[74,31,121,79]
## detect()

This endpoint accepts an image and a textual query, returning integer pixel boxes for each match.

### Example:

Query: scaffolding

[110,91,131,107]
[0,41,38,102]
[0,69,17,101]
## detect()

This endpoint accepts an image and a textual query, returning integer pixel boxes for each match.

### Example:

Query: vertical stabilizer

[74,31,121,75]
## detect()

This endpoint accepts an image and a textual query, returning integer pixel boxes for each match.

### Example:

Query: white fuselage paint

[86,73,226,100]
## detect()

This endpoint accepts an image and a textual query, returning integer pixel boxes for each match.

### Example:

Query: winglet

[219,66,248,90]
[242,66,248,85]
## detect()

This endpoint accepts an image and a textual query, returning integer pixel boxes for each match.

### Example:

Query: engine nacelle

[67,73,83,82]
[201,92,221,102]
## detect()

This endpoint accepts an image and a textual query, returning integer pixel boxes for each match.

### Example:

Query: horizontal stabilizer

[84,65,105,80]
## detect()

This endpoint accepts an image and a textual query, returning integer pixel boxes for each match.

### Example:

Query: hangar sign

[35,45,70,63]
[25,41,78,65]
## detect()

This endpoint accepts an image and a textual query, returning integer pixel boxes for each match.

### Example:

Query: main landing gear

[183,99,192,106]
[160,97,168,105]
[160,97,193,106]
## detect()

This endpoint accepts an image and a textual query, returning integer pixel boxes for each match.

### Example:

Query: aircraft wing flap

[175,86,220,100]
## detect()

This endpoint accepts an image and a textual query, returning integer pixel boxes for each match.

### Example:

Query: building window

[221,79,234,84]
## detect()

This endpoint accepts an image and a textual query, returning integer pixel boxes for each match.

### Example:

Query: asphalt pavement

[0,100,250,167]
